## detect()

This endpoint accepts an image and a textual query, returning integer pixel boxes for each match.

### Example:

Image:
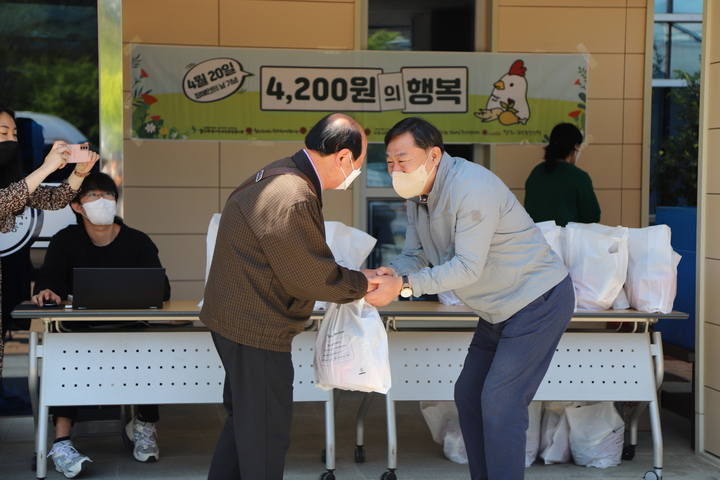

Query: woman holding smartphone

[0,104,98,383]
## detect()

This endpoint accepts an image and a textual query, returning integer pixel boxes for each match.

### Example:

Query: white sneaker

[125,416,159,462]
[48,440,92,479]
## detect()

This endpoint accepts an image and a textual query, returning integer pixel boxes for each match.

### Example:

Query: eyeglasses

[83,192,116,200]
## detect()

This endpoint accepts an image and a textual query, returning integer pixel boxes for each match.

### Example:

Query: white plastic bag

[314,298,391,394]
[420,401,458,444]
[438,290,464,306]
[566,224,629,310]
[539,402,574,464]
[314,221,378,310]
[443,418,468,464]
[536,220,566,265]
[625,225,681,313]
[420,401,468,464]
[199,213,222,307]
[205,213,222,285]
[565,402,624,468]
[526,401,543,467]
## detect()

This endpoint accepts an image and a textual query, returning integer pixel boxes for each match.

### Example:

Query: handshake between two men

[361,266,408,307]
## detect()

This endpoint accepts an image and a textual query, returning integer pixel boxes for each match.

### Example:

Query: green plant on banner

[542,66,586,143]
[131,54,196,139]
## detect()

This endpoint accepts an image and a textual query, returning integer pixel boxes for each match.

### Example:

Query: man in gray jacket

[366,117,574,480]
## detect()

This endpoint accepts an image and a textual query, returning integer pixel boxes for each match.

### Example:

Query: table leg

[28,332,39,446]
[324,389,336,472]
[355,392,374,461]
[648,398,664,479]
[386,391,397,471]
[36,404,49,479]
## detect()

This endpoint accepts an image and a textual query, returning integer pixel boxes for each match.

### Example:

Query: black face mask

[0,141,19,168]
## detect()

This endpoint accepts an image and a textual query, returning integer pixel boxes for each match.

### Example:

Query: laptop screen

[72,267,166,310]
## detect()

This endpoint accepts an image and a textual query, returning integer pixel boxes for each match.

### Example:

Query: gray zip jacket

[389,153,568,324]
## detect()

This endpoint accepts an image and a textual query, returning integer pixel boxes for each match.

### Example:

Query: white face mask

[334,155,361,190]
[82,198,117,226]
[391,151,436,199]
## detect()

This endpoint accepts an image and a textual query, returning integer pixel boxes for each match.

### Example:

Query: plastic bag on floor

[565,402,625,468]
[420,401,458,444]
[526,401,543,467]
[539,404,571,464]
[420,402,468,464]
[539,401,587,464]
[443,418,468,464]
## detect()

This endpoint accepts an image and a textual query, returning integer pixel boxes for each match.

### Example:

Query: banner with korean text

[130,45,588,144]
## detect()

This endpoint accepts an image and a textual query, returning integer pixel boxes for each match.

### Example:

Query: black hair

[305,113,363,160]
[384,117,445,153]
[543,123,583,173]
[70,171,119,223]
[0,104,24,190]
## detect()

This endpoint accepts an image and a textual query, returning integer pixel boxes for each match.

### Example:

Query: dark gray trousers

[455,275,575,480]
[208,332,294,480]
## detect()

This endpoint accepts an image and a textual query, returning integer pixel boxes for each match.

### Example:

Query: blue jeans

[454,275,574,480]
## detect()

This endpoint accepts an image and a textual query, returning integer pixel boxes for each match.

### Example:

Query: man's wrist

[399,275,413,298]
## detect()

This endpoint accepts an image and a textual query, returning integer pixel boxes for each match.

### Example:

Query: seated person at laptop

[31,172,170,478]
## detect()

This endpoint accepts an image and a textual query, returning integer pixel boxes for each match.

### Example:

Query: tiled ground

[1,352,719,480]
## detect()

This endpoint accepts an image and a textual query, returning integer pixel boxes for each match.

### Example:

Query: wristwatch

[400,275,413,298]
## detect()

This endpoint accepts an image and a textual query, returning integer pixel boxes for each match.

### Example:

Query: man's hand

[31,289,61,306]
[361,266,398,293]
[361,266,396,278]
[365,275,402,307]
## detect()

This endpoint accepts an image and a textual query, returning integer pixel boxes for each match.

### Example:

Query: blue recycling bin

[654,206,696,351]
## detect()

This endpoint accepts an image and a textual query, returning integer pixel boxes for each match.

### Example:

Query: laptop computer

[72,267,166,310]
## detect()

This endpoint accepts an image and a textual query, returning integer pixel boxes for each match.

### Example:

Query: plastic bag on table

[314,298,390,394]
[566,224,629,310]
[438,290,464,306]
[536,220,566,265]
[526,401,543,467]
[625,225,681,314]
[199,213,222,307]
[565,402,624,468]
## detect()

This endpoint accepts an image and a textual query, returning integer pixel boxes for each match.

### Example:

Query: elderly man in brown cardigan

[201,113,377,480]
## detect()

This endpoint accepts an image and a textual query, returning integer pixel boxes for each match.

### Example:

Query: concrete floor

[1,353,719,480]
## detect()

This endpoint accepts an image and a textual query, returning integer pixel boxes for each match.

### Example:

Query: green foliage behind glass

[9,56,99,147]
[652,70,699,207]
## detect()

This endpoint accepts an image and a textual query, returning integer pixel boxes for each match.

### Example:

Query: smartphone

[66,144,91,163]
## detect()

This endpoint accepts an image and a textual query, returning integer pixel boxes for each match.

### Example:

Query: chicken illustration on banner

[475,59,530,126]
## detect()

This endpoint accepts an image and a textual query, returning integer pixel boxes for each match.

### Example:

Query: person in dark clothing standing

[201,113,377,480]
[524,123,601,227]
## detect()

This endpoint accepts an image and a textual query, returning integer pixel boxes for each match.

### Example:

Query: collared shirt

[303,149,323,191]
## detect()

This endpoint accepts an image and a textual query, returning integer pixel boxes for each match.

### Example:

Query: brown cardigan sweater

[200,150,368,352]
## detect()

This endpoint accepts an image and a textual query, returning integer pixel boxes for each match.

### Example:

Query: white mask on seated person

[82,198,116,225]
